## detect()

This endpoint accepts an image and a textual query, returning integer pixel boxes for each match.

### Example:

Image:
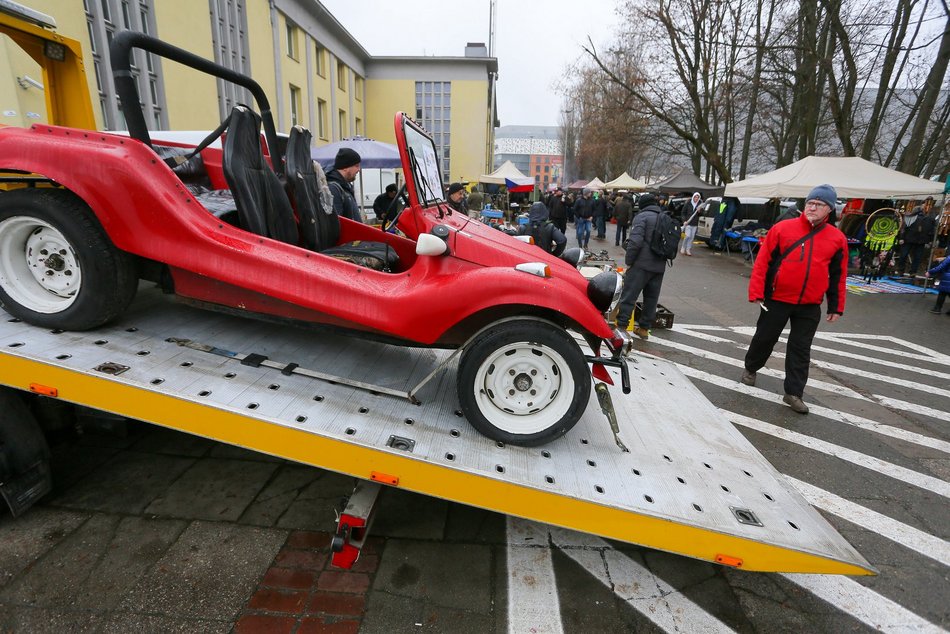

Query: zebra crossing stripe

[670,325,950,394]
[670,362,950,454]
[725,411,950,498]
[781,574,945,633]
[786,477,950,567]
[507,517,564,634]
[548,526,736,633]
[813,333,950,366]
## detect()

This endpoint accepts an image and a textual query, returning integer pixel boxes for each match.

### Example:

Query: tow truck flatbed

[0,287,872,575]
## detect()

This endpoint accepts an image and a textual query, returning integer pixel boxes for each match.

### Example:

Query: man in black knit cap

[326,147,362,222]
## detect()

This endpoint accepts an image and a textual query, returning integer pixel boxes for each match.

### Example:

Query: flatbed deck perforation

[0,289,873,574]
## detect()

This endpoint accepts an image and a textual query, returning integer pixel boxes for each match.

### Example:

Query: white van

[696,197,797,242]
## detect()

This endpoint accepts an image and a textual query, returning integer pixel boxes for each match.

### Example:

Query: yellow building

[0,0,497,183]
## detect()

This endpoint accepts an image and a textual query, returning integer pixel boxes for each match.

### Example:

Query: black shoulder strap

[764,223,827,297]
[162,114,232,169]
[778,223,826,262]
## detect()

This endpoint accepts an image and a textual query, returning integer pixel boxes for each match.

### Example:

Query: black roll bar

[108,30,283,175]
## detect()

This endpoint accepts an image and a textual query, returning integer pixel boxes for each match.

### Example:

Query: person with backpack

[520,201,567,256]
[615,193,680,340]
[740,184,848,415]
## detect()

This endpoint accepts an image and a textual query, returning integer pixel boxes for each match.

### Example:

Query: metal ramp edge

[0,294,874,575]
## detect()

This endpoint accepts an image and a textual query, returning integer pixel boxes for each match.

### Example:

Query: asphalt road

[1,231,948,633]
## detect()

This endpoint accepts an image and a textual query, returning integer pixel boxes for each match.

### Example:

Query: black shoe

[930,308,942,314]
[783,394,809,414]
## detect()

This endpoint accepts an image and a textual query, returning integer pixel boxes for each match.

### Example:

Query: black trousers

[743,300,821,397]
[616,267,664,329]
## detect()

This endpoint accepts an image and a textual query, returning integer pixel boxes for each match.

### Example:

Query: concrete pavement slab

[144,457,279,521]
[119,520,286,621]
[0,514,185,610]
[239,464,322,527]
[373,539,492,613]
[0,606,102,633]
[99,613,231,633]
[371,488,448,540]
[0,507,87,589]
[273,469,358,531]
[49,452,195,514]
[443,503,506,544]
[47,443,121,495]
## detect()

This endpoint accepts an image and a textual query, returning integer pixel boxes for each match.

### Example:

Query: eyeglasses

[804,201,830,210]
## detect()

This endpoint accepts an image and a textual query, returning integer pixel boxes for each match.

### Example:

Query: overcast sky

[320,0,619,127]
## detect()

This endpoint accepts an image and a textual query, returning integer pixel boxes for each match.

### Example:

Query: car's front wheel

[457,319,591,446]
[0,189,137,330]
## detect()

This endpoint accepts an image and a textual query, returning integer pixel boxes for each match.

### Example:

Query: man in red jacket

[740,184,848,414]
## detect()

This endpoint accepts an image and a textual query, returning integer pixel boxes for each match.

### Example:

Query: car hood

[450,218,589,295]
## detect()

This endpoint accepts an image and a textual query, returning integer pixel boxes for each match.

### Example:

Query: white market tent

[724,156,944,199]
[479,160,533,186]
[604,172,648,190]
[585,177,606,190]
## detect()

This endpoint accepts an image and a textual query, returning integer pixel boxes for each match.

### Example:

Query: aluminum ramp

[0,288,873,574]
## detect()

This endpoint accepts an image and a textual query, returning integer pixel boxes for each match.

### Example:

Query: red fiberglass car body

[0,31,627,446]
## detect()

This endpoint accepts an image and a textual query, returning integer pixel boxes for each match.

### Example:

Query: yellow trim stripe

[0,354,873,575]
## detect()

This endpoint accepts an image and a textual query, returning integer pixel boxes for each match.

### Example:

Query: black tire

[0,189,137,330]
[456,319,591,446]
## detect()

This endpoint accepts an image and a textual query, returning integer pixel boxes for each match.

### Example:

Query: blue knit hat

[806,184,837,210]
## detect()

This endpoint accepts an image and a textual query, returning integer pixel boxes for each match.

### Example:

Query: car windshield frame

[401,117,445,206]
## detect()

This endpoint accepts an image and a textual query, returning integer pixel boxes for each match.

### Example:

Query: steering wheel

[382,183,410,233]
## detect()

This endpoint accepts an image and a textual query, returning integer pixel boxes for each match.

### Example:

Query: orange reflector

[29,383,58,397]
[715,554,744,568]
[370,471,399,486]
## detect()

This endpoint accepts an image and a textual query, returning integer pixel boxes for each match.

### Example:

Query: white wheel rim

[0,216,81,313]
[472,340,577,435]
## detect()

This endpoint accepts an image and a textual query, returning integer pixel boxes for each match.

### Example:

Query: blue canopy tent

[310,136,401,170]
[311,137,402,222]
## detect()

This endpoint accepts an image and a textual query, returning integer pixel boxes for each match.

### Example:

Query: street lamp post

[560,109,573,188]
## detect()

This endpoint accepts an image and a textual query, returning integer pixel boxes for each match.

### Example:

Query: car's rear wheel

[0,189,137,330]
[457,319,591,446]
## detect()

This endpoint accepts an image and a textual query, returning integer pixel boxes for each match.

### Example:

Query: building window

[209,0,251,120]
[338,109,347,137]
[355,76,363,102]
[415,81,451,178]
[85,0,165,130]
[285,21,298,60]
[355,117,362,136]
[317,99,328,139]
[315,44,326,77]
[289,84,301,126]
[337,61,347,91]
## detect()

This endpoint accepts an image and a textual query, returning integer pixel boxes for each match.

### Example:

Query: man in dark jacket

[573,188,594,249]
[741,184,848,414]
[326,147,362,222]
[895,202,937,276]
[613,193,632,246]
[548,189,567,233]
[615,193,669,340]
[520,202,567,256]
[373,183,398,225]
[592,191,609,239]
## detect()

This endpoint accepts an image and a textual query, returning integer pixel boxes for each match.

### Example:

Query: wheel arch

[437,304,586,347]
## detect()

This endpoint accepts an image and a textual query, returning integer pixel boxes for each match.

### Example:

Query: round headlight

[587,270,622,313]
[560,247,585,268]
